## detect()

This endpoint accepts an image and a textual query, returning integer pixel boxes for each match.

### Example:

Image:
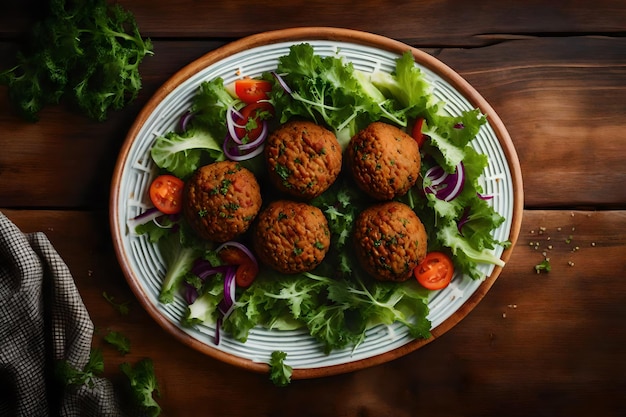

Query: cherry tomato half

[414,251,454,290]
[234,101,274,142]
[218,247,259,288]
[235,79,272,104]
[411,117,426,148]
[149,174,184,214]
[234,262,258,288]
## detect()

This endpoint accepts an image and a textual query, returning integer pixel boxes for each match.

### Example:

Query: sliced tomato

[414,251,454,290]
[234,262,258,288]
[218,247,258,288]
[234,78,272,104]
[411,117,426,148]
[149,174,184,214]
[234,101,274,142]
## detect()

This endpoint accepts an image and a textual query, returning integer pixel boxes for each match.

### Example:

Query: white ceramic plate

[110,28,523,379]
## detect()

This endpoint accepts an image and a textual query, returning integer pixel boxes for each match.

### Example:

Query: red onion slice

[223,134,266,161]
[226,105,247,144]
[178,110,195,132]
[218,267,237,319]
[127,207,164,234]
[191,263,233,281]
[424,166,448,187]
[441,162,465,202]
[457,207,471,235]
[271,71,293,95]
[183,282,199,305]
[423,162,466,202]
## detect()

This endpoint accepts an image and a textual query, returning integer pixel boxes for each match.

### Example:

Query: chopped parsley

[535,258,551,274]
[104,330,131,355]
[275,164,291,180]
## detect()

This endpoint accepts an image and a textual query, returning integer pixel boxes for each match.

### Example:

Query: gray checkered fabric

[0,212,122,417]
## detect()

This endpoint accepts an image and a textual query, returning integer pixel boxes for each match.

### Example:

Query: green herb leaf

[269,351,293,387]
[120,358,161,417]
[1,0,153,121]
[104,330,131,355]
[102,291,130,315]
[56,348,104,389]
[535,258,551,273]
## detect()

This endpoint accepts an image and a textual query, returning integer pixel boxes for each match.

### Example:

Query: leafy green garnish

[370,50,437,114]
[150,77,238,179]
[406,118,508,279]
[157,230,207,304]
[104,330,131,355]
[0,0,152,121]
[422,109,487,171]
[271,44,400,142]
[269,351,293,387]
[535,258,551,273]
[56,348,104,389]
[217,265,430,354]
[102,291,131,315]
[150,128,224,180]
[191,77,239,138]
[120,358,161,417]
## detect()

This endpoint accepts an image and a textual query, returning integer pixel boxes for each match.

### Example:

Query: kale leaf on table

[120,358,161,417]
[55,348,105,389]
[0,0,153,122]
[104,330,131,355]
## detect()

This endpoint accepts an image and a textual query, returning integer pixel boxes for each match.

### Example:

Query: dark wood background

[2,1,625,416]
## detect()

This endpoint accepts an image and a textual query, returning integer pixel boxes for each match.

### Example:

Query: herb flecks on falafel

[265,120,342,200]
[184,161,262,242]
[347,122,421,201]
[353,201,427,282]
[253,200,331,274]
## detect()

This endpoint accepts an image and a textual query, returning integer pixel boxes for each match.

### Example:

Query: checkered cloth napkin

[0,212,122,417]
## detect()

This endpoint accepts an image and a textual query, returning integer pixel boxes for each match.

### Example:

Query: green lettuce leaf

[269,351,292,387]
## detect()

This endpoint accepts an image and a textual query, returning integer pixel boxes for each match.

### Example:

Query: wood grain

[438,36,626,208]
[1,1,625,415]
[2,36,625,208]
[4,208,625,416]
[4,0,626,46]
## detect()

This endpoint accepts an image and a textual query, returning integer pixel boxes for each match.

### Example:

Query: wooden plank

[2,208,625,415]
[2,37,625,209]
[0,40,225,209]
[4,0,626,46]
[439,36,626,208]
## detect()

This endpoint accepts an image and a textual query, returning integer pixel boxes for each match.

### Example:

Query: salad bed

[128,42,509,381]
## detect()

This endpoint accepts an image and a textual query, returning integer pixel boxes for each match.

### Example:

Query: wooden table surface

[2,1,625,416]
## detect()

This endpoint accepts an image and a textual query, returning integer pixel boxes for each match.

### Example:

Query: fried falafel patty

[353,201,427,282]
[265,120,342,200]
[252,200,331,274]
[347,122,421,201]
[184,161,262,242]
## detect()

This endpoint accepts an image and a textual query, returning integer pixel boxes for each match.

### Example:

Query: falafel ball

[353,201,427,282]
[252,200,331,274]
[265,120,342,200]
[184,160,262,242]
[347,122,421,201]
